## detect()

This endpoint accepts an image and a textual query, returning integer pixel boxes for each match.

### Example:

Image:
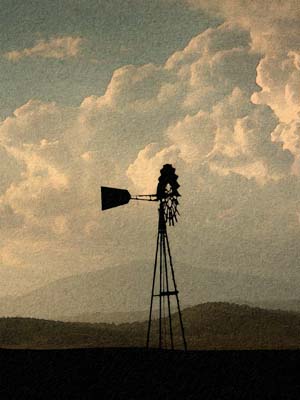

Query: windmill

[101,164,187,350]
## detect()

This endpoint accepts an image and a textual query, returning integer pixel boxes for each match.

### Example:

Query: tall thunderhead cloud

[0,3,299,298]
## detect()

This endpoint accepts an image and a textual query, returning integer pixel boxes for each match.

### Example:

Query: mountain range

[1,302,300,350]
[0,262,299,321]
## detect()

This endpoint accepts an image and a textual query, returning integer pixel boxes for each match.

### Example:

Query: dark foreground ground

[1,348,300,399]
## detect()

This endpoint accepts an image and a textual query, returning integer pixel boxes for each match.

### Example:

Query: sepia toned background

[0,0,300,314]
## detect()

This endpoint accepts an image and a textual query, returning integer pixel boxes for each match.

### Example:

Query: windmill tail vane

[100,164,187,350]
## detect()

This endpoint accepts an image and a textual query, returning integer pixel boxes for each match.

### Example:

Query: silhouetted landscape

[2,302,300,398]
[1,302,300,350]
[1,347,299,399]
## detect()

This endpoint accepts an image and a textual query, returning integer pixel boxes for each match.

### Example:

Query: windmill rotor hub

[156,164,180,226]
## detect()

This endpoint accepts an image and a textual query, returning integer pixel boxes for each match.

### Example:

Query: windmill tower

[101,164,187,350]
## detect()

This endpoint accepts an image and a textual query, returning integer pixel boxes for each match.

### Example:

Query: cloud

[4,36,85,61]
[1,100,75,147]
[185,0,300,167]
[0,17,299,296]
[79,63,184,163]
[0,145,24,195]
[127,23,293,187]
[0,23,293,223]
[126,143,180,193]
[252,52,300,123]
[186,0,300,53]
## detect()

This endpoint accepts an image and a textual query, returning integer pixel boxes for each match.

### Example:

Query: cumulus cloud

[185,0,300,172]
[187,0,300,54]
[0,94,124,275]
[127,23,293,189]
[79,63,184,163]
[0,14,299,294]
[126,144,180,193]
[251,51,300,124]
[0,145,24,195]
[4,36,85,61]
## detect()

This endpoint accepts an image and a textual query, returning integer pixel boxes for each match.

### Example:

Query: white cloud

[4,36,85,61]
[251,52,300,123]
[187,0,300,54]
[127,143,180,193]
[0,18,299,292]
[127,24,293,186]
[0,23,293,231]
[185,0,300,170]
[1,100,75,147]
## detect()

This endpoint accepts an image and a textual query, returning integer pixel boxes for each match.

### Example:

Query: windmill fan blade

[101,187,131,210]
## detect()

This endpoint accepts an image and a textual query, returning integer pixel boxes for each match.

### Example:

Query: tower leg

[159,231,163,349]
[162,232,174,349]
[146,230,159,349]
[165,231,187,351]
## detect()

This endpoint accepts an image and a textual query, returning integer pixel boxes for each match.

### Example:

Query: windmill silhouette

[101,164,187,350]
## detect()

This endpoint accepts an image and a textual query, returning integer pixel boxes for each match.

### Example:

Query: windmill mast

[146,164,187,351]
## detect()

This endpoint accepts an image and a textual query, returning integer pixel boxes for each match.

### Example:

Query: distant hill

[248,299,300,313]
[182,302,300,349]
[60,309,158,324]
[0,262,299,321]
[1,302,300,350]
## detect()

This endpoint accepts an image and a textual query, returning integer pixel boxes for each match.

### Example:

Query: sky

[1,0,300,298]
